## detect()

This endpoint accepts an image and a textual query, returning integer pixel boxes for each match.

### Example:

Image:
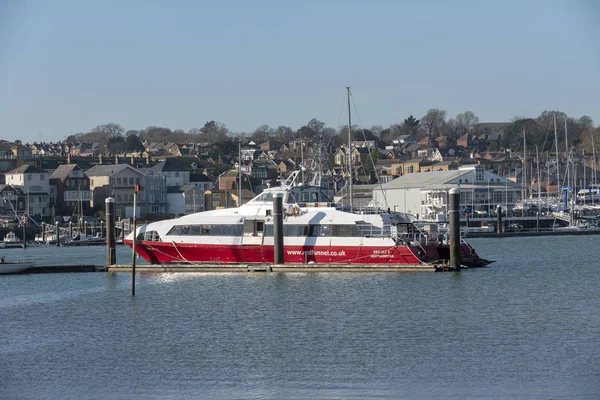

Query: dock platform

[107,263,438,273]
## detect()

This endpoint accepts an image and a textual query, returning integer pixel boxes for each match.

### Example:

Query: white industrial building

[372,165,522,219]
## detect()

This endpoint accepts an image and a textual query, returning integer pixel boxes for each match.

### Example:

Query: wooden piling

[105,197,116,266]
[449,188,461,270]
[273,192,284,265]
[497,205,503,234]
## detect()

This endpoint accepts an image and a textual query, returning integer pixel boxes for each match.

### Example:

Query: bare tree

[421,109,446,138]
[306,118,325,136]
[455,111,479,137]
[252,124,275,142]
[200,121,229,143]
[275,125,294,141]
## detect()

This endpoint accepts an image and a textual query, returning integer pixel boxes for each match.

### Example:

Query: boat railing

[297,202,336,208]
[356,222,393,238]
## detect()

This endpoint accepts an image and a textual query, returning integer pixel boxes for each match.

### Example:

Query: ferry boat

[124,172,491,269]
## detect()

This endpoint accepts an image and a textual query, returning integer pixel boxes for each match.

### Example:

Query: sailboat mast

[523,129,527,200]
[346,86,353,212]
[564,116,570,209]
[593,134,597,206]
[238,140,242,206]
[554,114,560,198]
[536,146,541,206]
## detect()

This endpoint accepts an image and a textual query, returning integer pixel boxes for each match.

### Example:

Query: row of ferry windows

[165,224,363,237]
[264,224,362,237]
[167,225,244,236]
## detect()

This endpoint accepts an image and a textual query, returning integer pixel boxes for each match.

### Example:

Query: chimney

[115,155,118,164]
[67,154,71,164]
[145,153,150,165]
[130,156,134,165]
[99,154,103,164]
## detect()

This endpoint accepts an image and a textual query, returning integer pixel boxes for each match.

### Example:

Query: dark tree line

[63,110,599,156]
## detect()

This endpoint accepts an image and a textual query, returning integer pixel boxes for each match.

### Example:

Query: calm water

[1,236,599,399]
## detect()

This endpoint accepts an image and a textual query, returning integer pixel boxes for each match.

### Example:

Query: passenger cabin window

[264,224,361,237]
[139,230,161,242]
[166,224,243,236]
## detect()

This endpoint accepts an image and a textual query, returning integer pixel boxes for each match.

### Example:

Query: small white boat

[0,259,35,274]
[63,233,105,246]
[4,231,21,243]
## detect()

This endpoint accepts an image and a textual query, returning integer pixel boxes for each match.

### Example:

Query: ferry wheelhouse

[124,172,490,268]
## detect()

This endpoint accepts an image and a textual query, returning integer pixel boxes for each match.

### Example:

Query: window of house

[117,178,122,185]
[28,174,32,181]
[135,177,140,185]
[117,194,122,202]
[129,177,134,185]
[129,194,134,203]
[40,174,45,180]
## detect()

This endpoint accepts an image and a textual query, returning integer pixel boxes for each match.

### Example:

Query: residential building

[152,157,201,187]
[5,164,52,217]
[0,185,26,219]
[138,168,168,215]
[372,165,521,217]
[49,164,92,216]
[86,164,146,218]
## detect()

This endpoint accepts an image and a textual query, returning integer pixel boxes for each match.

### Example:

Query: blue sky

[1,0,599,142]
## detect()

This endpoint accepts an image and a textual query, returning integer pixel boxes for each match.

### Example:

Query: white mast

[554,114,560,198]
[523,129,527,201]
[346,86,353,212]
[238,140,242,206]
[593,134,597,206]
[536,145,541,207]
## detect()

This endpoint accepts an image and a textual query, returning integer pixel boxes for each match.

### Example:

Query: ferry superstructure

[124,172,490,268]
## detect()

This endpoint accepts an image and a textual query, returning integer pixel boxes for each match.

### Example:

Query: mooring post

[449,188,461,270]
[131,185,139,296]
[497,205,503,234]
[100,220,105,239]
[273,192,284,265]
[105,197,116,266]
[84,221,88,237]
[41,222,45,243]
[536,211,540,232]
[22,221,27,248]
[55,221,60,247]
[69,221,73,239]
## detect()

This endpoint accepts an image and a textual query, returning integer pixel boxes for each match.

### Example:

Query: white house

[5,164,52,217]
[372,165,521,217]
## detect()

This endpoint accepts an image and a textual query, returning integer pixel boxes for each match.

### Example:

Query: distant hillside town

[2,109,599,225]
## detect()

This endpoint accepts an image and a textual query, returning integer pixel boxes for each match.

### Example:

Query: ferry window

[319,225,330,236]
[309,225,320,236]
[167,226,182,235]
[201,225,211,235]
[311,192,319,202]
[182,225,191,235]
[302,192,309,202]
[233,225,243,236]
[141,230,161,241]
[265,225,273,236]
[190,225,201,235]
[331,224,362,237]
[264,193,273,203]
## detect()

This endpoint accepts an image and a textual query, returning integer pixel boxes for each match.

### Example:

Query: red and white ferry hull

[125,240,486,267]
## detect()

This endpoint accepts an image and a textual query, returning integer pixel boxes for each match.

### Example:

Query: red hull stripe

[124,240,480,265]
